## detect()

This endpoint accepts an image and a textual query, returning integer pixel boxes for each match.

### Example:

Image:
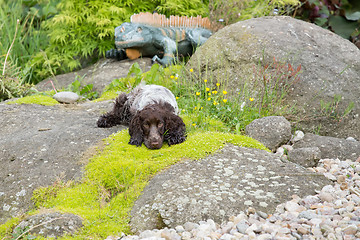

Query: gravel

[106,157,360,240]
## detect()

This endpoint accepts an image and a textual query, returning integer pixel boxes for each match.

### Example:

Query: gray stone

[130,145,331,233]
[53,91,79,103]
[187,16,360,140]
[298,210,318,220]
[293,133,360,161]
[287,147,322,167]
[14,212,83,238]
[236,222,249,234]
[0,101,122,223]
[245,116,291,151]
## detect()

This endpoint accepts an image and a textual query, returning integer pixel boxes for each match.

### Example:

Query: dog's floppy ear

[164,113,186,146]
[128,114,144,147]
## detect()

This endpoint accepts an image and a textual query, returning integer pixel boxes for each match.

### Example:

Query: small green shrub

[65,76,99,101]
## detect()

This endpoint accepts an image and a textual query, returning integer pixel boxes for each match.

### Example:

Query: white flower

[240,101,246,111]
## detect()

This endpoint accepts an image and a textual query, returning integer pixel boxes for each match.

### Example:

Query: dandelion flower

[170,75,174,79]
[213,101,218,105]
[249,97,254,102]
[207,97,211,101]
[175,76,178,80]
[190,68,193,72]
[182,109,185,112]
[194,106,197,110]
[223,99,228,103]
[223,90,228,95]
[206,87,210,92]
[204,79,208,83]
[208,93,211,96]
[196,92,200,96]
[176,97,179,100]
[216,83,220,87]
[212,90,218,94]
[192,123,196,126]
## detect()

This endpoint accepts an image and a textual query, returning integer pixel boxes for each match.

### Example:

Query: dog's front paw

[97,116,111,128]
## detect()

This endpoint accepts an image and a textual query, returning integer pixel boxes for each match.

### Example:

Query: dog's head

[128,103,186,149]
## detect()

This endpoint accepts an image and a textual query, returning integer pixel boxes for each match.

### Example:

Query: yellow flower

[176,97,179,100]
[170,75,174,79]
[249,97,254,102]
[208,93,211,96]
[213,101,218,105]
[206,87,210,92]
[223,90,228,95]
[175,76,178,80]
[216,83,220,87]
[212,90,218,94]
[194,106,197,110]
[196,92,200,96]
[223,99,228,103]
[207,97,211,101]
[204,79,208,83]
[190,68,193,72]
[192,123,196,126]
[200,107,203,110]
[182,109,185,112]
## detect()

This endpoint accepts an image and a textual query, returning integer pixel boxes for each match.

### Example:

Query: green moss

[6,95,59,106]
[93,89,119,102]
[0,217,21,238]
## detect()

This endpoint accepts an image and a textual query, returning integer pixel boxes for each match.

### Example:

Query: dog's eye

[143,123,149,129]
[158,122,163,128]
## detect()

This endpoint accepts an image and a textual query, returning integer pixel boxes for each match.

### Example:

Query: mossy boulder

[187,16,360,140]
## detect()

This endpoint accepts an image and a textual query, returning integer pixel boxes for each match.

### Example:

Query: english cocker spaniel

[97,84,186,149]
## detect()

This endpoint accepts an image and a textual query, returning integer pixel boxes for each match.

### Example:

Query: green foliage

[0,0,56,101]
[12,226,36,240]
[0,0,59,84]
[66,75,99,101]
[0,75,34,101]
[319,94,354,121]
[0,217,21,239]
[295,0,360,42]
[28,0,209,84]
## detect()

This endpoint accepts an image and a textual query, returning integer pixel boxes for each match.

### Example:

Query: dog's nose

[150,141,161,149]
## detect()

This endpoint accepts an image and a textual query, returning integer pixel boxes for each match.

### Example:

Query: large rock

[287,147,322,168]
[0,101,123,224]
[187,16,360,139]
[245,116,292,151]
[130,145,331,233]
[293,133,360,161]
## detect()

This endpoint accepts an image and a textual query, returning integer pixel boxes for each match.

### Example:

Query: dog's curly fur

[97,85,186,149]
